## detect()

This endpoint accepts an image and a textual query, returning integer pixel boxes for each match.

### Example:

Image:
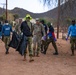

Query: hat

[5,20,8,23]
[40,20,44,24]
[24,14,32,20]
[35,18,39,21]
[72,20,75,22]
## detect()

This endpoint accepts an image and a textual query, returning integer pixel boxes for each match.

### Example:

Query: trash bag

[2,35,4,42]
[8,31,20,49]
[16,35,28,56]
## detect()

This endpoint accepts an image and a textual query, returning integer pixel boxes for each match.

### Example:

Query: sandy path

[0,39,76,75]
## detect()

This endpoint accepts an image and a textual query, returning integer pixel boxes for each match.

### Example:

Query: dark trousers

[44,37,58,53]
[70,37,76,55]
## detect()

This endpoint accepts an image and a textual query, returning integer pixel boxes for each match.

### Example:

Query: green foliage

[13,14,19,21]
[65,18,76,26]
[47,22,51,27]
[0,14,6,21]
[39,18,47,24]
[0,16,3,21]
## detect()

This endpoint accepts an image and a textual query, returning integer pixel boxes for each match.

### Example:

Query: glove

[66,37,68,41]
[21,32,23,36]
[54,38,57,41]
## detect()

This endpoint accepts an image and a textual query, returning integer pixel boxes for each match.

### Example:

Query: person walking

[2,20,12,54]
[15,19,22,35]
[66,20,76,56]
[40,20,48,52]
[20,14,34,62]
[32,18,45,57]
[42,22,58,55]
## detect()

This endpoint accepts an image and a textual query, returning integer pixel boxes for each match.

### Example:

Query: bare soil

[0,39,76,75]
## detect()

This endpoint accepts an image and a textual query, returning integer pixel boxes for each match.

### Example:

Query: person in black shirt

[20,14,34,62]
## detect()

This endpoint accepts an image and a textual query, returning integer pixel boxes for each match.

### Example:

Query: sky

[0,0,56,13]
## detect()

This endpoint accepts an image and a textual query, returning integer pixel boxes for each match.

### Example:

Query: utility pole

[6,0,8,20]
[57,0,60,39]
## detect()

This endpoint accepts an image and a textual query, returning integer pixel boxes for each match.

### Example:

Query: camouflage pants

[70,37,76,50]
[4,36,10,49]
[32,35,42,54]
[44,37,58,53]
[41,40,46,52]
[24,37,33,56]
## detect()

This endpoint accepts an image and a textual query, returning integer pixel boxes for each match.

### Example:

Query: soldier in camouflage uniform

[32,18,45,57]
[15,19,22,35]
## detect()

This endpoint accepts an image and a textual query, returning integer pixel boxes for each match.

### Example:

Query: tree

[0,16,4,21]
[40,0,73,38]
[40,0,61,38]
[0,13,14,22]
[13,14,19,21]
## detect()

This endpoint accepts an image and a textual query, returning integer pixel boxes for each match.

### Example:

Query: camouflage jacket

[32,24,45,36]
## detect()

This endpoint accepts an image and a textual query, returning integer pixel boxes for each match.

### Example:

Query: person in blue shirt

[2,20,12,54]
[66,20,76,56]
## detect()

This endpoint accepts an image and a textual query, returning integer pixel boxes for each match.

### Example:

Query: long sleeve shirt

[2,24,12,36]
[67,25,76,37]
[32,24,45,36]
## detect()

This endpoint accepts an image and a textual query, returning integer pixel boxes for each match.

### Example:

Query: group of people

[0,14,76,62]
[18,14,59,62]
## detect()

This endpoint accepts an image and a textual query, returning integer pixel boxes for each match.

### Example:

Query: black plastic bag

[8,31,20,49]
[16,35,27,56]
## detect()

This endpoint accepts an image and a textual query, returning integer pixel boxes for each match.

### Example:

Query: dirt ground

[0,38,76,75]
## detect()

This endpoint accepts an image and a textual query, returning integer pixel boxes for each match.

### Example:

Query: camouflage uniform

[32,24,45,56]
[15,24,21,35]
[43,37,58,54]
[24,22,33,57]
[4,36,10,50]
[70,37,76,54]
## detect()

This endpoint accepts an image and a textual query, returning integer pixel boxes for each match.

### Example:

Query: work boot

[53,52,58,55]
[33,51,35,57]
[29,56,34,62]
[42,51,46,54]
[5,48,9,54]
[41,45,43,53]
[71,49,74,56]
[36,52,40,57]
[29,59,34,62]
[42,49,46,54]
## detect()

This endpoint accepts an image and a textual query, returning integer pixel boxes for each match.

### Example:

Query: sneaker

[53,52,58,55]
